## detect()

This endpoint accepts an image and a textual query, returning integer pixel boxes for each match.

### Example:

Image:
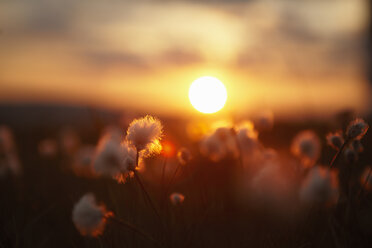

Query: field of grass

[0,104,372,248]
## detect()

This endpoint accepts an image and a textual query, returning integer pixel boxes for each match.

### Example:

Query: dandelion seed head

[72,193,113,237]
[93,136,135,182]
[200,133,227,162]
[299,166,339,206]
[215,127,233,142]
[140,139,162,158]
[346,118,369,140]
[124,156,136,171]
[72,146,96,178]
[250,162,288,205]
[236,122,259,151]
[236,121,255,131]
[326,131,344,150]
[170,192,185,205]
[93,137,124,177]
[215,127,239,158]
[177,147,192,165]
[126,115,163,157]
[291,130,321,168]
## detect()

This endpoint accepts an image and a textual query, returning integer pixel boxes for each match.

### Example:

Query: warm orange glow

[0,0,369,119]
[162,141,175,157]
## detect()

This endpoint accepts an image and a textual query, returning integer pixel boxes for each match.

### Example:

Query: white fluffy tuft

[126,115,163,157]
[72,193,112,237]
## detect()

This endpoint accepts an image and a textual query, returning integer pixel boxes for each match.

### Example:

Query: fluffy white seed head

[326,131,344,150]
[215,127,239,157]
[200,133,227,162]
[200,121,259,163]
[170,193,185,205]
[236,121,259,152]
[291,130,321,168]
[346,118,369,140]
[126,115,163,157]
[299,166,339,206]
[72,193,113,237]
[177,147,192,165]
[122,141,137,170]
[93,135,135,182]
[250,161,293,208]
[72,146,96,178]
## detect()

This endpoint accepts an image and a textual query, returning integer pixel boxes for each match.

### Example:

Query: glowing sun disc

[189,76,227,114]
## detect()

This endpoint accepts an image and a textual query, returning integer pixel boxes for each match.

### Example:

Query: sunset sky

[0,0,371,119]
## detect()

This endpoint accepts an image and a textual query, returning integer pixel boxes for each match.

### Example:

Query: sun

[189,76,227,114]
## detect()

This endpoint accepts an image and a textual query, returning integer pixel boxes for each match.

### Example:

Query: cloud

[0,0,76,36]
[81,47,205,70]
[160,48,204,65]
[81,51,149,69]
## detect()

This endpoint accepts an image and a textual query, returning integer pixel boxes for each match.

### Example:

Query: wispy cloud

[0,0,370,117]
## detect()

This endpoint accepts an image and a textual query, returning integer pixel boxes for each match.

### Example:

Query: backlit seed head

[346,118,369,140]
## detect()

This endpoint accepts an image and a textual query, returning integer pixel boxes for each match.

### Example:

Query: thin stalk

[133,170,162,222]
[133,151,162,222]
[135,150,139,169]
[166,163,181,193]
[162,163,182,208]
[233,133,244,170]
[329,138,350,169]
[344,159,357,224]
[358,167,371,199]
[160,156,168,193]
[110,217,164,248]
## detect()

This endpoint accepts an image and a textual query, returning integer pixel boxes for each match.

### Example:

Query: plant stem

[358,167,371,199]
[133,151,162,223]
[233,133,244,170]
[329,138,349,169]
[161,156,168,193]
[135,150,139,169]
[167,163,181,193]
[110,217,164,248]
[133,170,162,222]
[162,163,181,208]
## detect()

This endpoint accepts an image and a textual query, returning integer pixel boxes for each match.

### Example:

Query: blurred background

[2,1,372,247]
[0,0,371,120]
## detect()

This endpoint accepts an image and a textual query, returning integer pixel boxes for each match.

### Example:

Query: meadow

[0,104,372,248]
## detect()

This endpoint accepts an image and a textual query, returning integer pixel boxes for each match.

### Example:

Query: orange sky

[0,0,371,119]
